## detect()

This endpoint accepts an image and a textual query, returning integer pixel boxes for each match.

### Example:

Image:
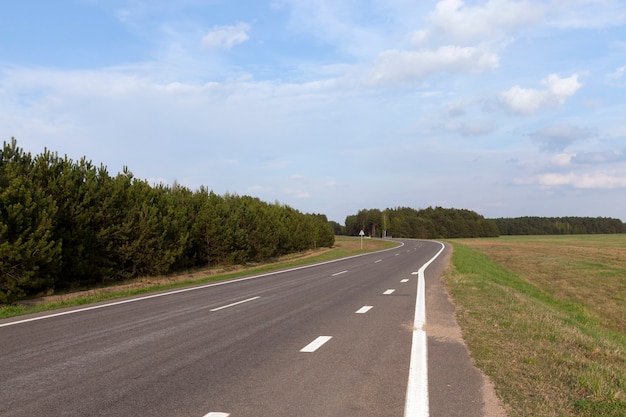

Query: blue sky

[2,0,626,223]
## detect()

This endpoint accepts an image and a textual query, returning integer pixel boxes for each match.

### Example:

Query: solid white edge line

[355,306,373,314]
[209,296,260,312]
[0,241,406,328]
[404,241,445,417]
[300,336,332,352]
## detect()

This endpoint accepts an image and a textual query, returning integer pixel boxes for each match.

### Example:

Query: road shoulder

[425,243,507,417]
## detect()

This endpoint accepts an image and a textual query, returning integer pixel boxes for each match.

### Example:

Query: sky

[1,0,626,224]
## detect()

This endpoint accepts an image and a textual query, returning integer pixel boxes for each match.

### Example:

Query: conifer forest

[0,138,334,303]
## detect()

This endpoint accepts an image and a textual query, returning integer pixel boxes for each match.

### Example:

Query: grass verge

[445,235,626,417]
[0,236,397,320]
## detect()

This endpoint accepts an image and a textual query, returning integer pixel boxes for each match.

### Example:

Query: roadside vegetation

[337,207,624,239]
[493,216,626,235]
[341,207,500,238]
[446,235,626,417]
[0,236,397,319]
[1,138,334,304]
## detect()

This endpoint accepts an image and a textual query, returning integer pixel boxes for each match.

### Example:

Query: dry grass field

[446,235,626,417]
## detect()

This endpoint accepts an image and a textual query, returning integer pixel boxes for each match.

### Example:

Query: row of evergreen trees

[339,207,625,238]
[343,206,500,238]
[0,138,334,303]
[492,216,626,235]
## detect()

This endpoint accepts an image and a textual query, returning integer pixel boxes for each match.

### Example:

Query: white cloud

[523,171,626,188]
[202,22,250,49]
[426,0,625,36]
[429,0,544,43]
[456,121,496,136]
[410,30,430,46]
[551,153,574,166]
[572,150,626,165]
[548,0,626,29]
[367,45,499,85]
[606,65,626,85]
[500,74,582,115]
[283,188,310,198]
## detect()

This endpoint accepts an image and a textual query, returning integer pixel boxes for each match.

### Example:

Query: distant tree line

[338,207,626,238]
[343,206,500,238]
[0,138,334,303]
[339,207,625,238]
[491,216,626,235]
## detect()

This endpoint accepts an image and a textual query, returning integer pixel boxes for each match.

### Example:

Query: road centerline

[331,270,348,277]
[300,336,332,353]
[209,296,260,312]
[355,306,373,314]
[0,242,406,329]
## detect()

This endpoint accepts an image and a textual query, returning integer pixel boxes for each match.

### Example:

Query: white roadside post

[359,229,365,249]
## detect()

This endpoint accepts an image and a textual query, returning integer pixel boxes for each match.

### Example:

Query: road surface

[0,239,504,417]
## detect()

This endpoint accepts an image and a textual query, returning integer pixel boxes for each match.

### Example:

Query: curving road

[0,239,499,417]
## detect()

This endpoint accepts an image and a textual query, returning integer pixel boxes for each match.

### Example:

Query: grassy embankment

[0,236,397,319]
[446,235,625,417]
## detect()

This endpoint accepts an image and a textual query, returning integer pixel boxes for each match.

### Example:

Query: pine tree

[0,139,61,303]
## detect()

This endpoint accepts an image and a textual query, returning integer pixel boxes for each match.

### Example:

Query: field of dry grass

[446,235,625,417]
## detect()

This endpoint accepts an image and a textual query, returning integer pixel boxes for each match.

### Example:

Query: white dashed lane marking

[332,270,348,277]
[300,336,332,353]
[355,306,373,314]
[401,279,409,283]
[209,296,260,312]
[383,289,395,295]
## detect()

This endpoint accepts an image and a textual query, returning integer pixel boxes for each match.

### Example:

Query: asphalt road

[0,239,498,417]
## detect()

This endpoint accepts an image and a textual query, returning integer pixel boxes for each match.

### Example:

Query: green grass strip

[445,242,625,417]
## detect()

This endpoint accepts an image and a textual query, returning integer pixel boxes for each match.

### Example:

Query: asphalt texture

[0,239,502,417]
